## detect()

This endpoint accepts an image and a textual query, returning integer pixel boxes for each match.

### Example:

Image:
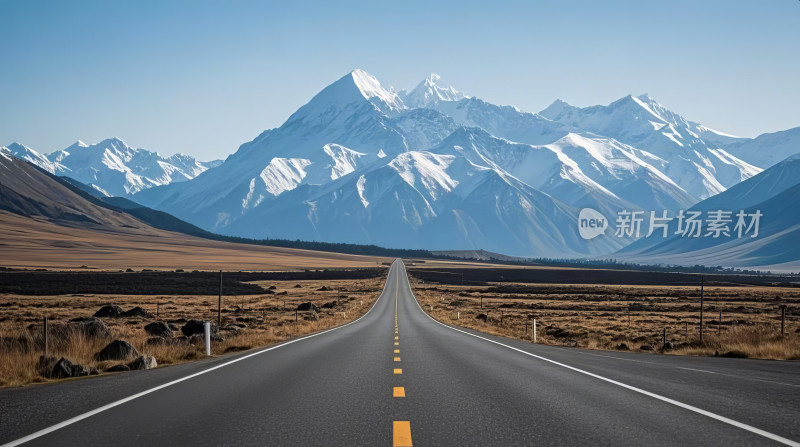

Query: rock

[321,301,337,309]
[475,313,488,322]
[144,321,173,338]
[565,339,578,347]
[268,285,277,290]
[318,286,330,291]
[36,355,58,377]
[639,345,654,351]
[615,343,629,351]
[662,342,675,351]
[302,312,319,321]
[294,284,302,288]
[120,307,154,318]
[296,302,318,312]
[93,305,123,318]
[128,355,157,370]
[105,364,130,372]
[181,320,217,336]
[66,317,112,339]
[95,340,139,361]
[70,364,91,377]
[51,357,74,378]
[51,357,89,378]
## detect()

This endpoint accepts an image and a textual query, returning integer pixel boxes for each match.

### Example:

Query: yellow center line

[394,368,402,374]
[394,357,401,362]
[394,342,399,346]
[394,349,400,353]
[393,387,406,397]
[393,421,413,446]
[395,336,398,340]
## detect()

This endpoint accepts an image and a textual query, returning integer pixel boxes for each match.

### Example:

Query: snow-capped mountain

[0,142,60,174]
[539,94,761,200]
[616,154,800,271]
[722,127,800,169]
[47,137,217,196]
[400,73,467,108]
[130,69,792,258]
[2,138,218,197]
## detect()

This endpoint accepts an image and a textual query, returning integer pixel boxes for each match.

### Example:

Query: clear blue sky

[1,0,798,160]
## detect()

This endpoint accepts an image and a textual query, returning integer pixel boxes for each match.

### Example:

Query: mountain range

[1,138,220,197]
[4,69,799,267]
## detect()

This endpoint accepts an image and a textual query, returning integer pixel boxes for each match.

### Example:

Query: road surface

[2,259,799,446]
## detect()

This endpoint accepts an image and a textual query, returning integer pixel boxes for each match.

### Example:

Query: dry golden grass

[0,276,384,387]
[0,210,389,271]
[411,278,800,360]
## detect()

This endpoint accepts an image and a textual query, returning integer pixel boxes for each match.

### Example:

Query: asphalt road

[2,259,799,446]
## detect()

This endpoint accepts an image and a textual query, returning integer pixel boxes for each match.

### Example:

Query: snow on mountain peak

[349,69,405,112]
[286,69,406,124]
[403,72,466,108]
[1,142,57,173]
[539,99,578,119]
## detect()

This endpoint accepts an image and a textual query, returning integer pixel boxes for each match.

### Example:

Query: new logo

[578,208,608,240]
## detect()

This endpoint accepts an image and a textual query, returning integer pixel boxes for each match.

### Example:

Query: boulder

[128,355,157,370]
[639,345,654,351]
[615,343,630,351]
[93,305,123,318]
[95,340,139,361]
[36,355,58,377]
[268,285,277,290]
[296,302,318,312]
[120,307,154,318]
[50,357,90,378]
[66,317,112,339]
[475,313,488,322]
[321,301,337,309]
[181,320,217,336]
[51,357,74,378]
[317,286,330,291]
[105,364,130,373]
[144,321,173,338]
[662,342,675,351]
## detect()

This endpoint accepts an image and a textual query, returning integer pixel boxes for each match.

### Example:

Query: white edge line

[3,266,396,447]
[399,262,800,447]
